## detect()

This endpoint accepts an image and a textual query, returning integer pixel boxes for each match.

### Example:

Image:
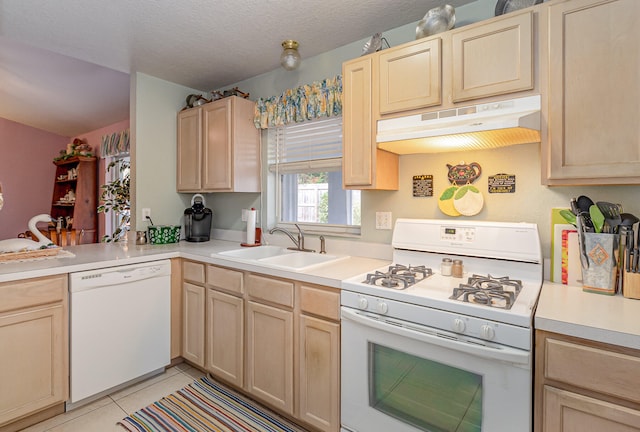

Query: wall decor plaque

[488,173,516,193]
[413,175,433,197]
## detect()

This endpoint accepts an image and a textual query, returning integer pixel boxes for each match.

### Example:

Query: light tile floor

[22,363,205,432]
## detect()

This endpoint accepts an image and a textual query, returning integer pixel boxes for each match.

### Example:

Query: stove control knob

[480,324,495,340]
[357,297,368,310]
[376,301,389,314]
[452,318,466,333]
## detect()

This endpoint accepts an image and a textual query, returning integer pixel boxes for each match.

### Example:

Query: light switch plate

[376,212,392,230]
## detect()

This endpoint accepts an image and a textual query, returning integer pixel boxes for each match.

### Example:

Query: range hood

[376,95,541,154]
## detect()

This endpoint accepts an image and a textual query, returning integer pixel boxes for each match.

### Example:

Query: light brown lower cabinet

[206,288,244,387]
[0,275,68,430]
[298,313,340,431]
[246,300,294,414]
[245,274,295,415]
[535,330,640,431]
[184,264,341,431]
[543,386,640,431]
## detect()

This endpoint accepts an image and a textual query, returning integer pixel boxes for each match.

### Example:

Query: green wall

[131,0,640,261]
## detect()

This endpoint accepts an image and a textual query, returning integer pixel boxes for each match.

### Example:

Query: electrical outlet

[376,212,392,230]
[142,208,151,222]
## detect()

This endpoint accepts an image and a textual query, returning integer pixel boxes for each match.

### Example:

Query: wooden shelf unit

[50,156,97,243]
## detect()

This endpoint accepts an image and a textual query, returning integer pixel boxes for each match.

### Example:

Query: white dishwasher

[69,259,171,407]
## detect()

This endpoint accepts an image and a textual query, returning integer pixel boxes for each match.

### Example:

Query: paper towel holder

[241,227,262,247]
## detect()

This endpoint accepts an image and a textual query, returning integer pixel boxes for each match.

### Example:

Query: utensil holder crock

[581,233,619,295]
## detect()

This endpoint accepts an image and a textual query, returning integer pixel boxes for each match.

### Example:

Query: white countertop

[7,241,639,351]
[0,239,390,288]
[535,281,640,350]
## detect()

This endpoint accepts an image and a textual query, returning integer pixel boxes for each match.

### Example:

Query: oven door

[341,307,532,432]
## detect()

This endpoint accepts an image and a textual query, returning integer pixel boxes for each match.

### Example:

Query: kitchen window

[267,116,360,235]
[103,155,130,239]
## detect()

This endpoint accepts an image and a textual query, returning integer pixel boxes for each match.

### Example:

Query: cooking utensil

[617,225,627,293]
[596,201,622,233]
[576,195,595,232]
[569,197,579,216]
[575,214,589,269]
[589,205,605,233]
[631,226,640,273]
[620,213,639,227]
[559,209,576,226]
[619,213,638,274]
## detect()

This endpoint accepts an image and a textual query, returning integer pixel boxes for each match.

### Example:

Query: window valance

[101,129,130,158]
[253,75,342,129]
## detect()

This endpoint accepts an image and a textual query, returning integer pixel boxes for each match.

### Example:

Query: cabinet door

[205,289,243,387]
[298,315,340,432]
[342,57,399,190]
[182,282,205,367]
[343,57,374,188]
[379,38,442,114]
[202,99,233,191]
[246,301,294,415]
[452,11,534,103]
[544,386,640,431]
[0,304,67,425]
[177,107,202,191]
[545,0,640,184]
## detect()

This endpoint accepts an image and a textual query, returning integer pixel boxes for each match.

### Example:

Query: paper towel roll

[246,209,256,245]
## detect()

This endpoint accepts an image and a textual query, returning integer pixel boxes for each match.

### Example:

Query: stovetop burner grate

[450,274,523,309]
[363,264,433,290]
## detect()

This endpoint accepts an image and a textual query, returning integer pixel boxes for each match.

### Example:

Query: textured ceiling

[0,0,475,137]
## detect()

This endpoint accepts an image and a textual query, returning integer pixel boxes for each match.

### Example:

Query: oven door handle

[341,308,530,366]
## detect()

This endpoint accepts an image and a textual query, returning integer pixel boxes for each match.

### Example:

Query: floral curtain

[253,75,342,129]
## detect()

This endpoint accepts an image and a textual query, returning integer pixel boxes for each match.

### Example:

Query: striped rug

[118,376,306,432]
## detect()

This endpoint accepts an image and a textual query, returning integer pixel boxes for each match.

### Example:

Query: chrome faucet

[268,224,315,252]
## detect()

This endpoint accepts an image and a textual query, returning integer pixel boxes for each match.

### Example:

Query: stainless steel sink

[215,246,348,271]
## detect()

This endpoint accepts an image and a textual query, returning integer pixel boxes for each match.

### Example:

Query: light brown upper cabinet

[378,38,442,114]
[542,0,640,185]
[342,56,399,190]
[177,96,261,192]
[342,10,537,190]
[451,11,534,103]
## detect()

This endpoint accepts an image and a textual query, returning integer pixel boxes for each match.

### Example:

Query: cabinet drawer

[246,274,293,308]
[207,265,243,295]
[298,284,340,321]
[183,261,205,284]
[545,338,640,404]
[0,275,66,313]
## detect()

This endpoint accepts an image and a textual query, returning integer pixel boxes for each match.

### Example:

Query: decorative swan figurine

[0,214,55,253]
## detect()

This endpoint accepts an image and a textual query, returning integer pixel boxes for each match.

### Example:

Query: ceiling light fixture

[280,40,301,71]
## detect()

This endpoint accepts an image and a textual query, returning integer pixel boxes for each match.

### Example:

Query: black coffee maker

[184,194,212,242]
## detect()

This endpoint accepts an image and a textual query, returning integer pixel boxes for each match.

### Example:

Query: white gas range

[340,218,542,432]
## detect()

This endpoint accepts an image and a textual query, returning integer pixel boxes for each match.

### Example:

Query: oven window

[369,343,482,432]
